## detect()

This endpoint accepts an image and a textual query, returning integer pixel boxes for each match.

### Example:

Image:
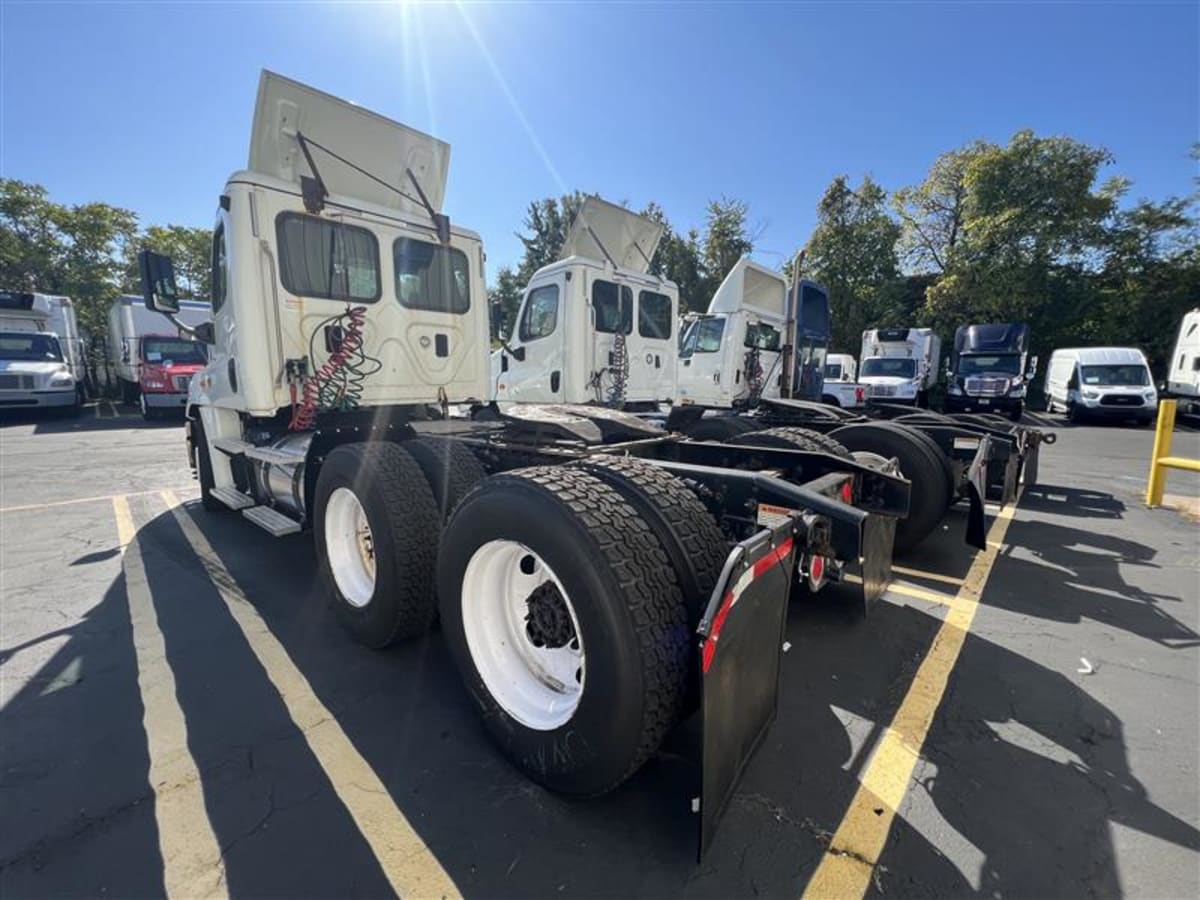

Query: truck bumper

[142,391,190,409]
[0,389,77,409]
[1076,403,1155,421]
[945,395,1022,415]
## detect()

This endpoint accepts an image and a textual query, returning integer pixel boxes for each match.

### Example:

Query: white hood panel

[249,70,450,215]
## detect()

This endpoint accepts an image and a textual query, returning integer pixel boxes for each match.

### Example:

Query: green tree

[126,224,213,299]
[802,175,901,351]
[641,201,704,313]
[0,179,138,333]
[893,141,988,274]
[700,196,754,299]
[487,264,524,340]
[514,192,586,284]
[0,179,68,293]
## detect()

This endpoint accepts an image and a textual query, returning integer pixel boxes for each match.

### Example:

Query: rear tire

[403,437,486,523]
[728,425,851,458]
[315,442,440,648]
[829,422,949,554]
[438,466,689,796]
[569,456,728,624]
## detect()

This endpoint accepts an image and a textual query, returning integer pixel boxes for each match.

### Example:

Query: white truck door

[629,287,676,401]
[677,316,728,407]
[497,274,567,403]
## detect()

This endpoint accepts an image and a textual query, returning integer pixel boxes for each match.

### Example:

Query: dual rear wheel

[313,442,727,795]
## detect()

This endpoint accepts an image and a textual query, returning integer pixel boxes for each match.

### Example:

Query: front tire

[438,466,689,796]
[315,442,440,648]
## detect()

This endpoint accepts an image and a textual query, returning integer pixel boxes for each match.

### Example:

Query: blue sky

[2,1,1196,278]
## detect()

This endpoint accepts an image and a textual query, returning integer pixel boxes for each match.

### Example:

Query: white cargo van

[1044,347,1157,425]
[1165,309,1199,415]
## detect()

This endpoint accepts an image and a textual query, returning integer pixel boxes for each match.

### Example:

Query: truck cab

[676,257,840,409]
[493,198,677,409]
[945,323,1036,421]
[135,334,208,418]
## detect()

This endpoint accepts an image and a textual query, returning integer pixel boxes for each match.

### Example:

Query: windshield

[824,363,843,380]
[680,317,725,358]
[958,354,1020,377]
[143,337,207,365]
[1081,364,1149,386]
[861,357,916,379]
[0,332,62,361]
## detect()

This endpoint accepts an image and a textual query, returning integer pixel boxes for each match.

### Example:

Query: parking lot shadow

[133,501,966,897]
[0,570,166,896]
[989,514,1200,648]
[1021,483,1126,520]
[866,624,1200,897]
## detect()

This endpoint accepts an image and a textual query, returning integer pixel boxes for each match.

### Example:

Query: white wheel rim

[461,540,585,730]
[325,487,376,608]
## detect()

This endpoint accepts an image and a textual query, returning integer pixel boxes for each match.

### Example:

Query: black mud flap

[965,435,990,550]
[858,513,896,613]
[695,516,802,860]
[1022,436,1040,489]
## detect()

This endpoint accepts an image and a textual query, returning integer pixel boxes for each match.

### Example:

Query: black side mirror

[192,322,216,345]
[511,346,526,362]
[138,250,181,315]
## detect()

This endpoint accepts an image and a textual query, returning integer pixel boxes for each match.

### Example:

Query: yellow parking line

[890,565,964,586]
[112,496,227,898]
[801,502,1019,900]
[161,491,460,899]
[1,486,197,515]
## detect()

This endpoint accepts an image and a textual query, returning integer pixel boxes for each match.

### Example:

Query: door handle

[550,370,561,393]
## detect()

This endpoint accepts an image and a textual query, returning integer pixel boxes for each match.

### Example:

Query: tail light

[840,479,853,503]
[855,386,864,403]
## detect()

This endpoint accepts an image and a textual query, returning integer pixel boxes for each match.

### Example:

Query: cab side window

[593,280,632,334]
[638,290,672,340]
[211,223,228,313]
[519,284,559,341]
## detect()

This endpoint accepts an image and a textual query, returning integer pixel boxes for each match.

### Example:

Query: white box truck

[107,295,211,417]
[1165,309,1200,415]
[859,327,941,407]
[0,293,82,414]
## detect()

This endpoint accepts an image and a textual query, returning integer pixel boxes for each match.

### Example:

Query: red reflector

[840,480,853,503]
[810,555,825,582]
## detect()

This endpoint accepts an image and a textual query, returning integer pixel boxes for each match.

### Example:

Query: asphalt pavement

[0,406,1197,898]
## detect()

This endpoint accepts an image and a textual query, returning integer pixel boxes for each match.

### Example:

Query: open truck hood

[558,197,663,273]
[249,70,449,216]
[706,257,787,318]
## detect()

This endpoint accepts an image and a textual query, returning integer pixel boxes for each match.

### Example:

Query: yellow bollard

[1146,399,1178,506]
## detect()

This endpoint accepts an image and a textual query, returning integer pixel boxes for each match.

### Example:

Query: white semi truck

[1165,309,1200,415]
[859,327,941,407]
[141,70,911,855]
[491,197,677,410]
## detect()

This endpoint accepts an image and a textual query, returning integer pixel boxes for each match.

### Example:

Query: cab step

[242,505,301,536]
[210,486,256,510]
[212,437,297,466]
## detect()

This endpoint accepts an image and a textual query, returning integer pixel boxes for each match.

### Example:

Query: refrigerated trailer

[859,327,940,407]
[140,70,912,856]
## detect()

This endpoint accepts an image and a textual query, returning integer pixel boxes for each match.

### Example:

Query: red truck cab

[138,335,207,419]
